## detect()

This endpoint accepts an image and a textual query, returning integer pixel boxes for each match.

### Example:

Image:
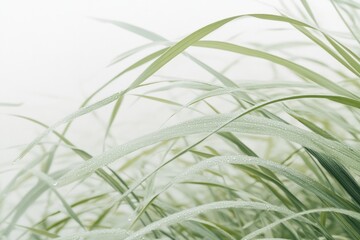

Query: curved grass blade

[55,94,360,188]
[193,40,358,99]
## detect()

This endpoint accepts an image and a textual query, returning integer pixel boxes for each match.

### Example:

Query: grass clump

[1,0,360,239]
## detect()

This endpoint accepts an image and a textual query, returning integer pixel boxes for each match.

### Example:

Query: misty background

[0,0,345,181]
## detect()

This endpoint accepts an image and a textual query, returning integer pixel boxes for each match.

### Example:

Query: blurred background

[0,0,345,180]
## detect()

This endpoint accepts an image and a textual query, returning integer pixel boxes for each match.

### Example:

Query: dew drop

[265,204,271,212]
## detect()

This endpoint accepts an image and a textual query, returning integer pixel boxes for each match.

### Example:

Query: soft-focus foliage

[1,0,360,239]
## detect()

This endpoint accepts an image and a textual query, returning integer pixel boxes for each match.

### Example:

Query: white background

[0,0,343,160]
